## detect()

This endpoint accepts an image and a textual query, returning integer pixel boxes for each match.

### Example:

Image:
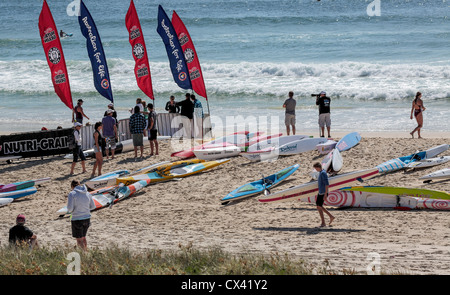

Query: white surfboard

[420,167,450,181]
[247,135,309,152]
[407,156,450,169]
[259,168,379,203]
[240,147,277,162]
[277,137,328,156]
[0,198,13,207]
[316,140,337,155]
[193,145,241,160]
[332,148,343,172]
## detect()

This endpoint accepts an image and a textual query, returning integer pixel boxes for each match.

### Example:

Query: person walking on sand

[67,180,95,251]
[129,105,146,160]
[91,122,104,177]
[72,99,89,124]
[410,91,426,139]
[313,162,335,227]
[147,103,159,156]
[283,91,296,135]
[70,122,87,175]
[9,214,38,249]
[315,91,331,138]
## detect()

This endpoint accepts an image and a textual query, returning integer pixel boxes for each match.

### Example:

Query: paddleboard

[0,198,13,207]
[129,161,171,176]
[420,167,450,182]
[171,136,244,159]
[316,140,337,155]
[341,186,450,200]
[0,177,50,193]
[0,156,22,162]
[276,137,328,156]
[247,135,310,152]
[194,145,241,160]
[0,187,37,200]
[116,159,229,186]
[406,156,450,169]
[85,169,130,191]
[57,179,151,216]
[258,168,379,203]
[240,147,277,162]
[222,164,300,204]
[64,139,134,159]
[335,132,361,152]
[301,190,418,209]
[238,133,283,151]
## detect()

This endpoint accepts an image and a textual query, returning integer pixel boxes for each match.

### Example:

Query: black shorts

[71,219,90,238]
[148,129,158,141]
[316,194,325,207]
[72,146,86,163]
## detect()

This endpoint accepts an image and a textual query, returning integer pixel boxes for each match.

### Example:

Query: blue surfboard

[336,132,361,152]
[222,164,300,204]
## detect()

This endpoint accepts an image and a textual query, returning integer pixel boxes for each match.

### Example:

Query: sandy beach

[1,132,449,275]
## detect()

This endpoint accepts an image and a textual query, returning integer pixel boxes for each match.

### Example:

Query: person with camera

[314,91,331,138]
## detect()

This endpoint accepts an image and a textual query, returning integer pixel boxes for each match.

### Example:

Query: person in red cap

[8,214,38,249]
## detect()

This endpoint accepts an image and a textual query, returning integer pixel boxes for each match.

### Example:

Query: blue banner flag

[156,5,192,90]
[78,0,113,102]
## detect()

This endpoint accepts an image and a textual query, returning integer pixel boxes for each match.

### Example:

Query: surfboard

[258,168,379,203]
[241,147,277,162]
[247,135,310,152]
[193,145,241,160]
[129,161,171,176]
[0,198,13,207]
[335,132,361,152]
[0,187,37,200]
[420,167,450,182]
[277,137,328,156]
[0,177,50,193]
[85,169,130,191]
[64,139,134,159]
[221,164,300,204]
[316,139,337,155]
[376,144,449,173]
[171,136,245,159]
[116,159,229,186]
[301,190,418,209]
[238,133,283,152]
[341,186,450,200]
[406,156,450,169]
[57,179,152,216]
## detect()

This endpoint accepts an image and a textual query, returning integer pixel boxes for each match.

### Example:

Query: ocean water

[0,0,449,134]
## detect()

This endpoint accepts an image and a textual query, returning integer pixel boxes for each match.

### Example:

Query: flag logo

[48,47,61,64]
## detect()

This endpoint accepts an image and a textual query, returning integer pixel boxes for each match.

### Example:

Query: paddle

[109,183,124,209]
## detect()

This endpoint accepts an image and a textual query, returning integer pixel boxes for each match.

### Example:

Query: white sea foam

[1,59,448,101]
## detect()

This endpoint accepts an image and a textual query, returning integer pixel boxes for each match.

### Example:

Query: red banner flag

[125,0,154,100]
[172,10,207,100]
[38,0,73,110]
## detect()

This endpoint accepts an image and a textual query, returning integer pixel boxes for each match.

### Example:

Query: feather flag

[125,0,154,100]
[38,0,73,110]
[156,5,192,90]
[172,10,207,100]
[78,0,113,103]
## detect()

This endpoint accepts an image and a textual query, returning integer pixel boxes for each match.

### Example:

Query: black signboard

[0,128,74,158]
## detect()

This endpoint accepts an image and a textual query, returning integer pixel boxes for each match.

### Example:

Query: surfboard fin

[356,177,364,183]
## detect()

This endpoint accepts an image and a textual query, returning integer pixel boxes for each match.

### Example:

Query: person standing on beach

[67,180,95,251]
[177,93,194,119]
[410,91,426,139]
[70,122,87,175]
[91,122,104,178]
[129,105,146,160]
[313,162,335,227]
[165,95,180,113]
[102,110,118,160]
[316,91,331,138]
[72,99,89,124]
[283,91,296,135]
[104,103,118,126]
[147,103,159,156]
[9,214,38,249]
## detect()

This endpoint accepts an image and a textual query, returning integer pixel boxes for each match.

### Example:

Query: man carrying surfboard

[313,162,335,227]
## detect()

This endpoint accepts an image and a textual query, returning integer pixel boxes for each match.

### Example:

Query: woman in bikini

[410,92,426,138]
